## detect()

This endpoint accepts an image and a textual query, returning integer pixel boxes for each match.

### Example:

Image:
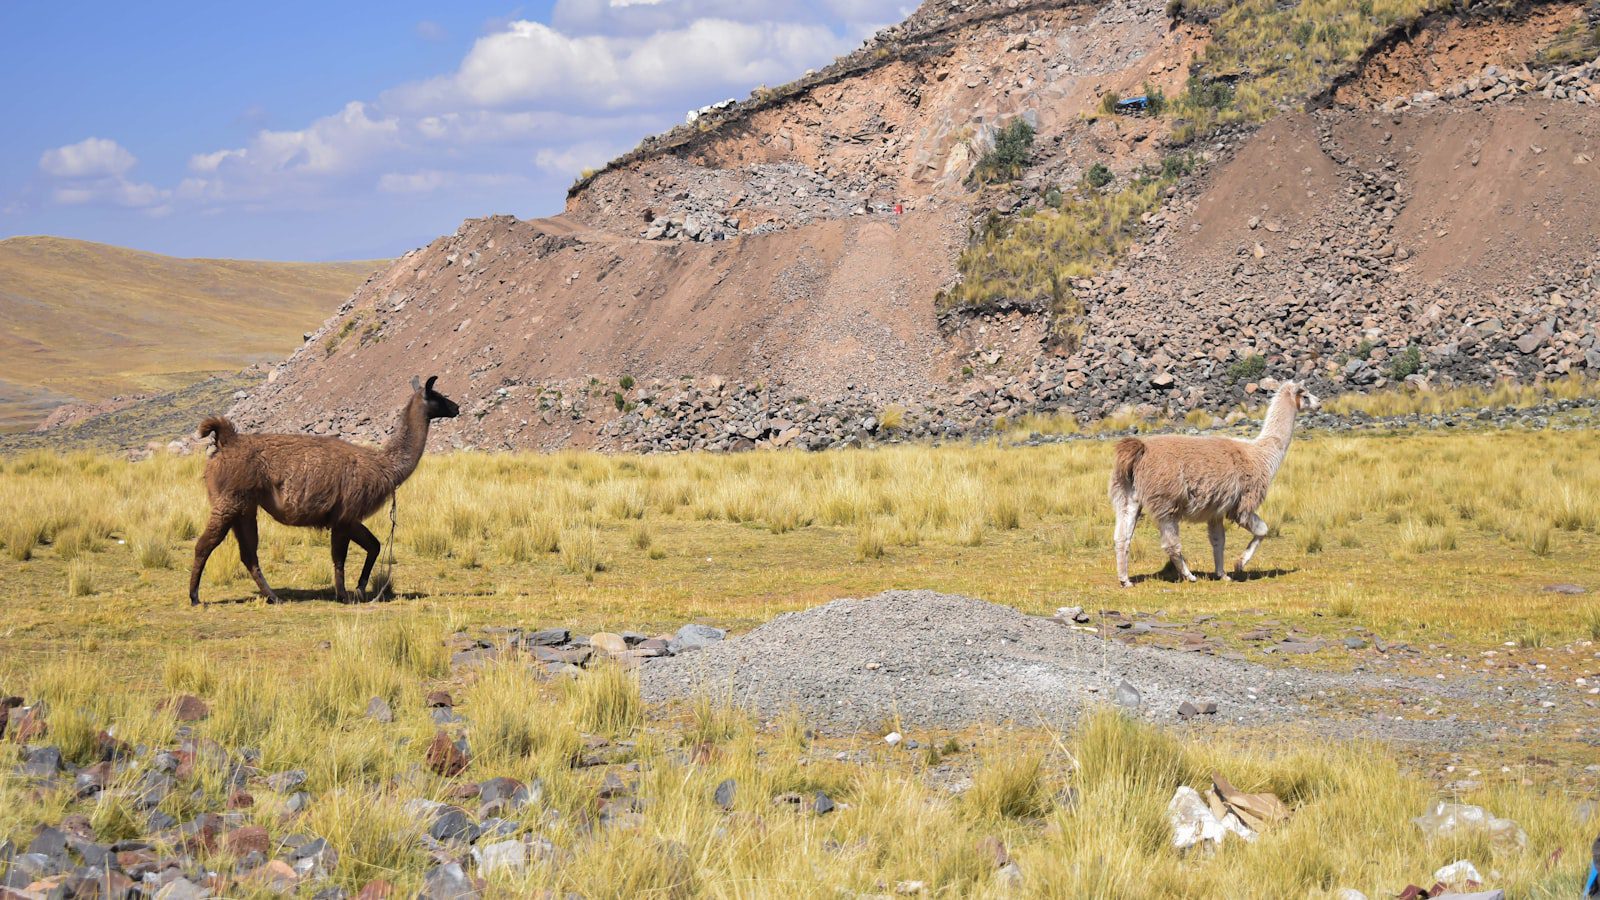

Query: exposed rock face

[230,0,1600,452]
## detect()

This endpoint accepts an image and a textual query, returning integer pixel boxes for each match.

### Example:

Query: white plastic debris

[884,731,903,746]
[1433,858,1482,886]
[1412,802,1527,851]
[1167,785,1254,849]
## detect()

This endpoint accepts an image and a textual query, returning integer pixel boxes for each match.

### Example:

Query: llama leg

[232,512,280,604]
[1157,517,1196,582]
[1113,500,1139,588]
[350,523,381,601]
[1208,519,1230,581]
[330,526,352,603]
[1235,513,1270,574]
[188,509,235,606]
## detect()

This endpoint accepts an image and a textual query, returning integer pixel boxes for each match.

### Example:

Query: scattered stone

[714,778,737,810]
[1115,680,1142,710]
[673,624,727,651]
[526,628,569,647]
[589,632,629,655]
[420,863,479,900]
[1543,583,1587,595]
[425,691,453,709]
[472,839,527,877]
[266,769,307,793]
[813,791,837,815]
[426,732,469,777]
[365,696,394,723]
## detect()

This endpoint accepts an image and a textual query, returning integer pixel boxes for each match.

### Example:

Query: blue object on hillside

[1115,96,1150,114]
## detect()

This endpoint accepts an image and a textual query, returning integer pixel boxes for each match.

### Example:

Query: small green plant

[613,391,626,411]
[970,119,1035,185]
[1043,187,1063,208]
[1227,354,1266,384]
[1386,345,1423,380]
[1099,91,1121,115]
[619,375,635,391]
[1142,82,1167,115]
[1084,163,1114,190]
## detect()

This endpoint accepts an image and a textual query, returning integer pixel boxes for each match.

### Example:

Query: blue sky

[0,1,907,261]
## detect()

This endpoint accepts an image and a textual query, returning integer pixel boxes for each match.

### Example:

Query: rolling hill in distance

[0,235,382,432]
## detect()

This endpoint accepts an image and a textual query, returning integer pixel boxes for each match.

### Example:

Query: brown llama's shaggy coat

[189,376,459,605]
[1108,381,1318,587]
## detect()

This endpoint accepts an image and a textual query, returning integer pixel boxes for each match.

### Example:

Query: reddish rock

[425,690,453,708]
[10,706,46,743]
[426,731,468,776]
[226,789,255,809]
[159,694,211,722]
[356,879,395,900]
[445,782,481,802]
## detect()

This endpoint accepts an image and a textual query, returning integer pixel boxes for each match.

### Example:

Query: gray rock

[154,877,212,900]
[365,696,394,723]
[714,778,737,810]
[526,628,570,647]
[19,745,63,777]
[814,791,836,815]
[673,623,727,651]
[471,839,527,876]
[266,769,307,793]
[421,862,480,899]
[1115,680,1142,710]
[429,806,481,844]
[1343,636,1369,650]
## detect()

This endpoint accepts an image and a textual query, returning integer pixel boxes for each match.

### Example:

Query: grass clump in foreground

[1,629,1592,900]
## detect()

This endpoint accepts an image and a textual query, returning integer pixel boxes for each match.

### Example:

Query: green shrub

[613,391,626,411]
[1099,91,1121,115]
[619,375,635,390]
[1084,163,1114,189]
[1386,345,1423,380]
[970,119,1035,185]
[1227,354,1267,384]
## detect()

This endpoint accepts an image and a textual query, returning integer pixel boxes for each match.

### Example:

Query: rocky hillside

[230,0,1600,452]
[0,237,380,432]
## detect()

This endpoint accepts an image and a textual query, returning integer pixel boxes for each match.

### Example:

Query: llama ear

[425,375,438,393]
[411,376,421,393]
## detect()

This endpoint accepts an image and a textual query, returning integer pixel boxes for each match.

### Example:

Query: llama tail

[198,416,238,448]
[1111,437,1145,499]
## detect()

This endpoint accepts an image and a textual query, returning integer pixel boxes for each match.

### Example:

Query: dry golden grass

[0,432,1596,894]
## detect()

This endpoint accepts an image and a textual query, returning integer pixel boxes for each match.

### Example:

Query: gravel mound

[639,590,1328,733]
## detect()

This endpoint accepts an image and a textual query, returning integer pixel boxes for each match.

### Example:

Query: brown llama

[1108,381,1319,587]
[188,376,459,606]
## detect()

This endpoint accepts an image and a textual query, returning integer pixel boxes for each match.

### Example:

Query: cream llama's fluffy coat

[1108,382,1318,586]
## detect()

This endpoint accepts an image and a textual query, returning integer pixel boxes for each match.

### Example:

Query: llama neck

[382,396,431,485]
[1252,391,1299,476]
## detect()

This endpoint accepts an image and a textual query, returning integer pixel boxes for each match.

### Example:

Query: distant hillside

[0,236,382,431]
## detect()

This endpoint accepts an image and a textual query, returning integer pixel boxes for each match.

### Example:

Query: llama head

[410,375,460,420]
[1280,381,1320,411]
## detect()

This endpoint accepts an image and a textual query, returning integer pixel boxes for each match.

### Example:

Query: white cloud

[39,137,137,178]
[37,137,169,212]
[391,17,849,113]
[189,148,245,173]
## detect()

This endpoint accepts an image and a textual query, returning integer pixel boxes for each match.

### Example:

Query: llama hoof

[1184,573,1197,583]
[1217,573,1233,582]
[264,593,282,605]
[1119,579,1133,588]
[189,598,199,607]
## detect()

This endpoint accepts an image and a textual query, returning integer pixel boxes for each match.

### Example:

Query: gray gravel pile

[639,590,1330,733]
